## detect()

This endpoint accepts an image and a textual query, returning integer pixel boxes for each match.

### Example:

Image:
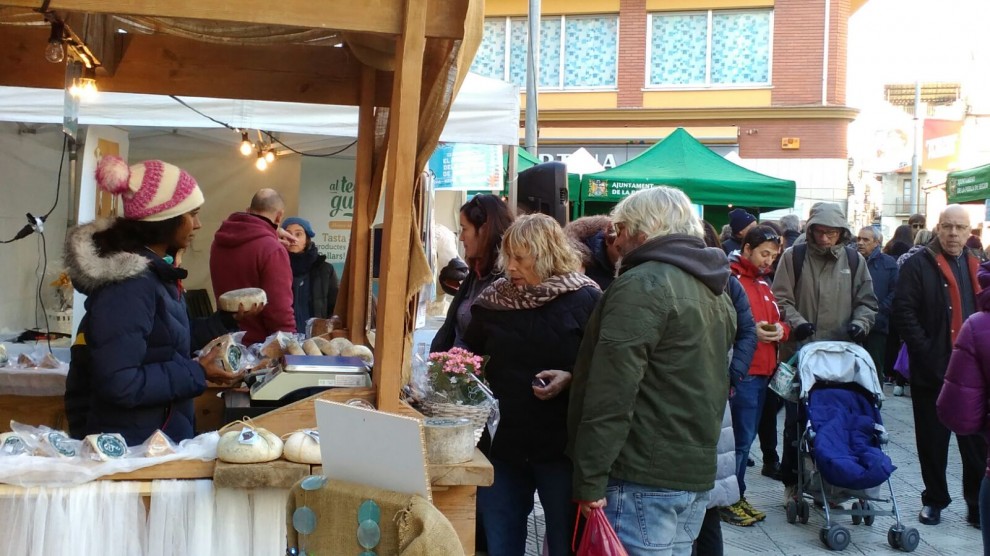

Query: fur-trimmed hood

[64,218,151,295]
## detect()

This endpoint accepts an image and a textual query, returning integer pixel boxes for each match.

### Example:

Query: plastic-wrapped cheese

[0,344,7,367]
[217,288,267,312]
[328,337,353,355]
[204,334,245,372]
[145,430,176,457]
[301,339,322,356]
[42,430,78,458]
[0,432,27,456]
[39,352,62,369]
[83,433,128,461]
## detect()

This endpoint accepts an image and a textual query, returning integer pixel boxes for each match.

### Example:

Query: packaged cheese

[83,433,128,461]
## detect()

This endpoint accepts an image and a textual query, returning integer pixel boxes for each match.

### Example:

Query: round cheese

[218,288,267,312]
[341,344,374,365]
[217,427,283,463]
[283,430,321,464]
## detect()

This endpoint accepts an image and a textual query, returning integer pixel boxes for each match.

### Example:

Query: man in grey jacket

[771,202,878,503]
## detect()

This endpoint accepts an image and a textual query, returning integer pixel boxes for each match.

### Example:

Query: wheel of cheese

[218,288,267,312]
[341,344,374,365]
[301,339,322,356]
[83,433,127,461]
[282,430,322,464]
[204,334,245,372]
[328,337,353,355]
[217,427,283,463]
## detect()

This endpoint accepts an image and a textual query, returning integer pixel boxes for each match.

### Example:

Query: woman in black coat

[282,217,339,333]
[464,214,602,556]
[431,194,514,351]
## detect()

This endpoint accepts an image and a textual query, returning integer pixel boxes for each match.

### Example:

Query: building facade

[473,0,870,218]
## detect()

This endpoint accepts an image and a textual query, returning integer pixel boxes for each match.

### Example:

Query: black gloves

[795,323,816,341]
[438,258,470,296]
[848,324,867,342]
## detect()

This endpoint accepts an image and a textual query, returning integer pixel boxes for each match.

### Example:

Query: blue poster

[427,143,502,190]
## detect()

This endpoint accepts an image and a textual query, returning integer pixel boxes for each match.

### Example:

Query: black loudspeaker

[517,161,568,226]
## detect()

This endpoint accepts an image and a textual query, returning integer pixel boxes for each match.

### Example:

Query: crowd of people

[429,189,989,555]
[62,154,990,555]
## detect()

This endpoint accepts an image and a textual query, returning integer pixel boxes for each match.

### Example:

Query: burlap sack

[286,478,464,555]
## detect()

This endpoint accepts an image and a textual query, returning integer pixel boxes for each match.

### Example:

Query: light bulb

[264,149,275,164]
[255,153,268,171]
[69,78,98,100]
[239,132,253,156]
[45,40,65,64]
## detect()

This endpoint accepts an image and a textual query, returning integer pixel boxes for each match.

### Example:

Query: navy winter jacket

[727,275,758,386]
[865,247,898,334]
[64,219,227,445]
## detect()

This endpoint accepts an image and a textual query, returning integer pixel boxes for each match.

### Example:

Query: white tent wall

[0,123,71,335]
[127,132,302,299]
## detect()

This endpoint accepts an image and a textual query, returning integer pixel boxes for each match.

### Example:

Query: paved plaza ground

[519,383,985,555]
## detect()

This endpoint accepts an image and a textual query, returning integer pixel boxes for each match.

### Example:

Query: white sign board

[315,400,430,501]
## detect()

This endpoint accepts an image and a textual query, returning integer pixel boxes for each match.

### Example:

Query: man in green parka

[568,186,737,555]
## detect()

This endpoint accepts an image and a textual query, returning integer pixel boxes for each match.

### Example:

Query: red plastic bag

[574,507,629,556]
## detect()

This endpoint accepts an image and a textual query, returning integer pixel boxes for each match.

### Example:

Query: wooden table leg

[431,485,478,555]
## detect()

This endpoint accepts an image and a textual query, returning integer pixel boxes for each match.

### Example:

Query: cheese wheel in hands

[218,288,267,312]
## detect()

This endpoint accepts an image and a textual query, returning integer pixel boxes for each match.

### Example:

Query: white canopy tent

[0,72,519,146]
[563,147,605,176]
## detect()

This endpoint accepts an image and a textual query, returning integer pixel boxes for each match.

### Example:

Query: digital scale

[249,354,372,402]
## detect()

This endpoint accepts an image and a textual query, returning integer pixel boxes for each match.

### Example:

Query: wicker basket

[419,400,492,444]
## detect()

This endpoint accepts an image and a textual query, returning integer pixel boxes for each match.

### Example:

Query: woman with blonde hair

[464,213,602,556]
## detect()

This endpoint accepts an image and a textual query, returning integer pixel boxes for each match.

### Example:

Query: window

[648,9,772,88]
[471,15,619,89]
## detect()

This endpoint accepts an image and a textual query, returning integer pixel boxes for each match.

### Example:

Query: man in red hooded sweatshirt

[210,188,296,344]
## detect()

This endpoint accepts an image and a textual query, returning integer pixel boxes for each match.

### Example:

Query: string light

[264,149,276,164]
[255,151,269,171]
[239,132,253,156]
[68,77,98,99]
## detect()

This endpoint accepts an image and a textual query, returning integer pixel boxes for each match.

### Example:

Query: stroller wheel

[825,525,851,551]
[862,502,875,526]
[851,502,862,525]
[786,500,798,524]
[899,527,920,552]
[888,526,901,550]
[798,500,810,524]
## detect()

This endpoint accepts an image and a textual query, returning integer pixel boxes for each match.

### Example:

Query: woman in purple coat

[937,259,990,549]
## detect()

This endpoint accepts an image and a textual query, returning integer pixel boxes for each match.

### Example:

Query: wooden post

[347,66,377,346]
[373,0,427,413]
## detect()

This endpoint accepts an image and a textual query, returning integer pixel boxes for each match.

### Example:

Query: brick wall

[617,0,646,108]
[772,0,827,106]
[736,119,848,158]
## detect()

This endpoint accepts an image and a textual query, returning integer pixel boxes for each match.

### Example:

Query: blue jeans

[477,457,574,556]
[730,375,769,497]
[603,479,709,556]
[980,476,990,555]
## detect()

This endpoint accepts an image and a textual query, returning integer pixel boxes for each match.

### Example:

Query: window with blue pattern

[470,15,618,89]
[648,9,772,88]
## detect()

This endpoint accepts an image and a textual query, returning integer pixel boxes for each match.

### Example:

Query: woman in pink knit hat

[63,156,250,445]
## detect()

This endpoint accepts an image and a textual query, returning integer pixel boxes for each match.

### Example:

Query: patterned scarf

[474,272,600,311]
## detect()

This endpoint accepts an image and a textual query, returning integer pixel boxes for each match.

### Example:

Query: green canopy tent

[947,162,990,203]
[578,128,797,216]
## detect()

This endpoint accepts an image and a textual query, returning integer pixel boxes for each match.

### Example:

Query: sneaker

[737,497,767,522]
[783,484,799,506]
[893,385,905,396]
[719,504,756,527]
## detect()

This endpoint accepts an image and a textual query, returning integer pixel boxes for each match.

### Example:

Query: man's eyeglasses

[911,224,925,230]
[812,228,841,238]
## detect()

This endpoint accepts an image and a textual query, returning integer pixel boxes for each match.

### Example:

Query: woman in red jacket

[725,225,791,521]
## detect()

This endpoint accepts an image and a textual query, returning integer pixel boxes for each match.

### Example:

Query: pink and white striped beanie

[95,155,204,222]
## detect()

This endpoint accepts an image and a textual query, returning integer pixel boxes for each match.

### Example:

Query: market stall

[0,0,492,553]
[577,127,797,222]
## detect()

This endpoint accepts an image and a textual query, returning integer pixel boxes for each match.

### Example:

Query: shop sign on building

[427,143,502,190]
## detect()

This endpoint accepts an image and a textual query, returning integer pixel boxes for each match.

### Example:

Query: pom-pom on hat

[728,208,757,235]
[95,155,204,222]
[282,216,315,238]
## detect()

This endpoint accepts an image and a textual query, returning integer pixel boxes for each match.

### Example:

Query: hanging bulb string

[168,95,357,158]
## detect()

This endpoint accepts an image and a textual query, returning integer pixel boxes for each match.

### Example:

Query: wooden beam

[0,25,394,105]
[0,0,468,39]
[373,0,427,413]
[346,65,377,345]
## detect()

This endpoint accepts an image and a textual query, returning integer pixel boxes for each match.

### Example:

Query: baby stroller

[785,341,920,552]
